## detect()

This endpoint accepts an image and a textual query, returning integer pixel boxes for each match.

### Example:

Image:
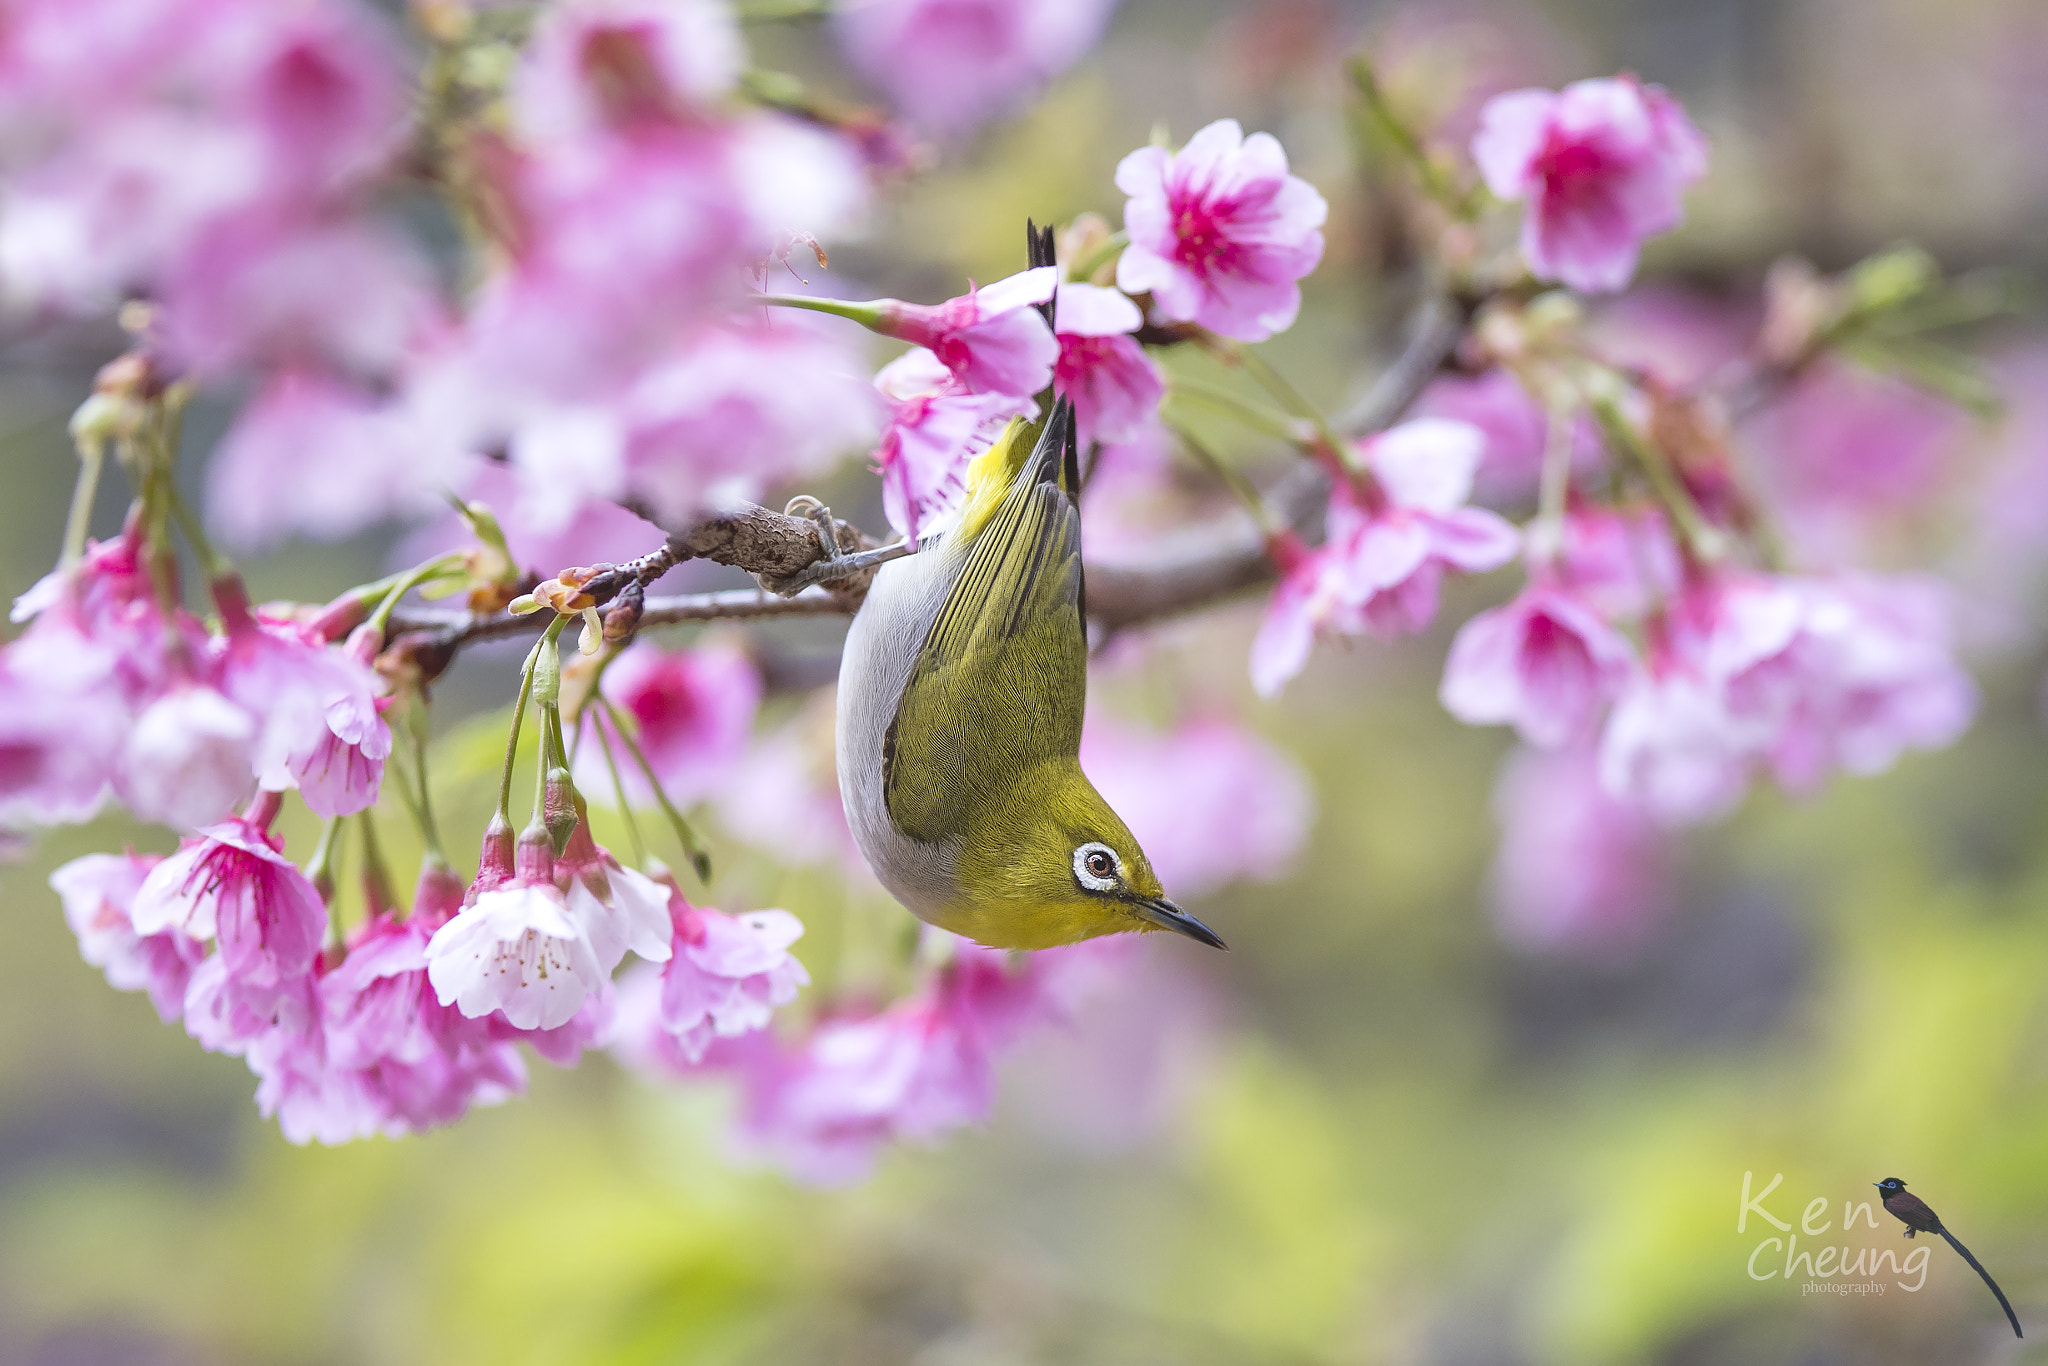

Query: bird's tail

[1938,1227,2023,1339]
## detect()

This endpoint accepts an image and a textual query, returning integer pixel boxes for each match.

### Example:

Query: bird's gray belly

[835,541,962,918]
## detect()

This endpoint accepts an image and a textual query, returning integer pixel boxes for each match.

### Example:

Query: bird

[1875,1177,2022,1339]
[835,228,1224,953]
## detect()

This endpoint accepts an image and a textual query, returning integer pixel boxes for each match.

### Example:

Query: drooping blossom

[131,814,328,1030]
[1490,743,1671,954]
[874,267,1059,399]
[870,347,1027,539]
[640,894,809,1065]
[1115,118,1328,342]
[288,631,391,821]
[1472,75,1707,294]
[577,638,761,808]
[1251,418,1520,697]
[1054,282,1164,448]
[1550,504,1684,620]
[1599,572,1977,823]
[833,0,1120,135]
[425,827,606,1032]
[425,821,670,1032]
[1080,712,1312,898]
[117,685,259,832]
[1440,585,1638,748]
[51,851,203,1022]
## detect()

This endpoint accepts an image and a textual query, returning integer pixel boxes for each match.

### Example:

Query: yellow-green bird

[835,396,1225,952]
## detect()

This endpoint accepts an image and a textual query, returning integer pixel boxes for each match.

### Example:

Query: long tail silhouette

[1938,1226,2023,1339]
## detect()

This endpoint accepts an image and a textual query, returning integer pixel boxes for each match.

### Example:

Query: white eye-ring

[1073,842,1120,892]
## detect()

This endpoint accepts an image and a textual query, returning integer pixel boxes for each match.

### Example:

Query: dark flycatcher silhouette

[1875,1178,2022,1339]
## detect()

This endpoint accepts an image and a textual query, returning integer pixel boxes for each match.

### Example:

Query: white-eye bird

[836,393,1225,952]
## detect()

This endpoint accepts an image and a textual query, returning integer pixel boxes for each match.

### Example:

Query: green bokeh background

[4,0,2048,1362]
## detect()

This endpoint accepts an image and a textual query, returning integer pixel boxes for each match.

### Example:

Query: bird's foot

[757,496,913,598]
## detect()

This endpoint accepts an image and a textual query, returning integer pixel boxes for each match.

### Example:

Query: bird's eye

[1072,843,1120,891]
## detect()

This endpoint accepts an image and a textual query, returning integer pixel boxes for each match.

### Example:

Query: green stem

[752,293,886,330]
[167,484,230,582]
[366,553,466,635]
[1167,379,1310,446]
[1347,55,1475,218]
[494,623,562,823]
[1068,230,1129,282]
[304,816,346,914]
[592,710,649,868]
[357,810,395,920]
[602,695,712,883]
[1167,420,1278,536]
[735,0,832,20]
[1590,395,1724,564]
[1225,340,1352,461]
[60,439,105,569]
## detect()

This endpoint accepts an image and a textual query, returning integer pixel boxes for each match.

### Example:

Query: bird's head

[952,759,1225,951]
[1875,1178,1908,1194]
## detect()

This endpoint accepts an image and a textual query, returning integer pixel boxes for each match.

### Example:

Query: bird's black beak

[1134,897,1227,950]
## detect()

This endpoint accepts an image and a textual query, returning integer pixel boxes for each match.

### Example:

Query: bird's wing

[884,403,1084,844]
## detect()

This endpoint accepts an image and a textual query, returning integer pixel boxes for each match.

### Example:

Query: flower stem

[304,816,346,909]
[357,810,396,921]
[592,710,650,868]
[365,553,466,636]
[1208,335,1353,465]
[1167,378,1311,446]
[1346,55,1478,219]
[601,695,712,883]
[1590,394,1725,564]
[60,438,104,570]
[168,483,230,583]
[751,293,886,330]
[1167,420,1279,536]
[494,619,566,824]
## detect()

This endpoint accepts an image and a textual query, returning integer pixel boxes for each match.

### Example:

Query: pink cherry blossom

[314,913,528,1137]
[51,851,203,1022]
[212,589,383,799]
[116,684,258,831]
[553,821,674,973]
[1472,75,1707,294]
[1116,118,1328,342]
[132,814,328,1025]
[1250,419,1520,697]
[1054,282,1164,448]
[578,638,761,808]
[1549,504,1683,620]
[870,348,1027,539]
[876,267,1059,398]
[424,831,606,1032]
[833,0,1119,134]
[651,897,809,1063]
[1599,572,1977,823]
[1490,743,1671,955]
[1079,712,1312,898]
[1440,585,1638,748]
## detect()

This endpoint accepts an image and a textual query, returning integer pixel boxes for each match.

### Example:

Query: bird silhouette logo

[1875,1178,2022,1339]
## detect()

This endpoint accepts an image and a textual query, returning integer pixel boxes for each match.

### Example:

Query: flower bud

[514,819,555,885]
[412,853,467,927]
[530,636,562,708]
[542,766,579,856]
[467,813,517,905]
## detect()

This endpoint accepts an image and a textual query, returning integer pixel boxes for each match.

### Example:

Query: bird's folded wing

[883,474,1085,844]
